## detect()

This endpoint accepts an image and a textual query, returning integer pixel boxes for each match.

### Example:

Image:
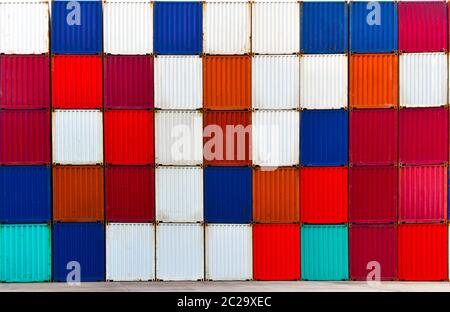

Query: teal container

[0,224,51,282]
[301,224,349,281]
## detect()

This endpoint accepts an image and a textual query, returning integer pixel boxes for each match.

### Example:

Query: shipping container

[106,166,155,223]
[0,166,51,223]
[300,109,348,166]
[203,56,251,110]
[156,166,203,223]
[398,223,447,281]
[104,110,154,165]
[103,1,153,55]
[52,110,103,165]
[301,224,349,281]
[251,2,300,54]
[300,54,348,110]
[104,56,154,109]
[253,224,300,281]
[0,224,51,282]
[0,110,50,165]
[0,55,50,109]
[204,166,252,224]
[349,166,397,224]
[156,223,204,281]
[301,2,348,54]
[252,55,299,110]
[53,222,105,282]
[153,1,202,55]
[252,110,300,167]
[300,167,348,224]
[349,54,398,109]
[52,55,102,109]
[399,165,447,223]
[399,107,448,165]
[51,0,103,54]
[205,224,252,281]
[106,223,155,281]
[349,224,396,281]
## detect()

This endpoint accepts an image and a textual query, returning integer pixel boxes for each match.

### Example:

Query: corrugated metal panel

[0,2,49,54]
[154,56,202,109]
[203,56,251,110]
[0,224,51,282]
[252,110,300,167]
[52,110,103,165]
[103,1,153,55]
[156,166,203,223]
[252,55,299,110]
[106,223,155,281]
[155,111,203,165]
[399,165,447,223]
[399,53,447,107]
[205,224,252,281]
[301,224,349,281]
[156,223,204,281]
[0,166,51,223]
[300,54,348,110]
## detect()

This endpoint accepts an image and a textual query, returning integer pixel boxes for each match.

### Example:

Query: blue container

[301,2,348,53]
[300,109,348,166]
[0,166,51,223]
[204,167,252,223]
[350,1,398,53]
[51,0,103,54]
[154,2,202,55]
[52,223,105,282]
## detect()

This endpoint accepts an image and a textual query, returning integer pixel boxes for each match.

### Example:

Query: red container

[349,109,398,165]
[0,55,50,109]
[104,55,154,109]
[399,165,447,223]
[350,224,396,281]
[398,223,447,281]
[399,1,447,52]
[349,166,397,223]
[0,110,50,164]
[399,108,448,165]
[300,167,348,224]
[203,111,251,166]
[52,55,102,109]
[104,110,154,165]
[106,166,155,222]
[253,224,300,281]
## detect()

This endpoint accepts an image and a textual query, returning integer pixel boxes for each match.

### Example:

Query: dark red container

[106,166,155,222]
[104,55,154,109]
[350,224,397,281]
[0,55,50,109]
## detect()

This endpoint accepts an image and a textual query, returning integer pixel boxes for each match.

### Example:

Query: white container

[400,52,447,108]
[252,110,300,167]
[206,224,252,281]
[106,223,155,281]
[300,54,348,109]
[103,1,153,55]
[203,2,251,55]
[156,223,204,281]
[252,55,300,109]
[252,2,300,54]
[0,2,49,54]
[154,56,202,109]
[52,110,103,165]
[155,111,203,165]
[156,166,203,222]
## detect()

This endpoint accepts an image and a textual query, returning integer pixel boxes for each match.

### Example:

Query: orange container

[203,56,251,110]
[53,165,104,222]
[349,54,398,109]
